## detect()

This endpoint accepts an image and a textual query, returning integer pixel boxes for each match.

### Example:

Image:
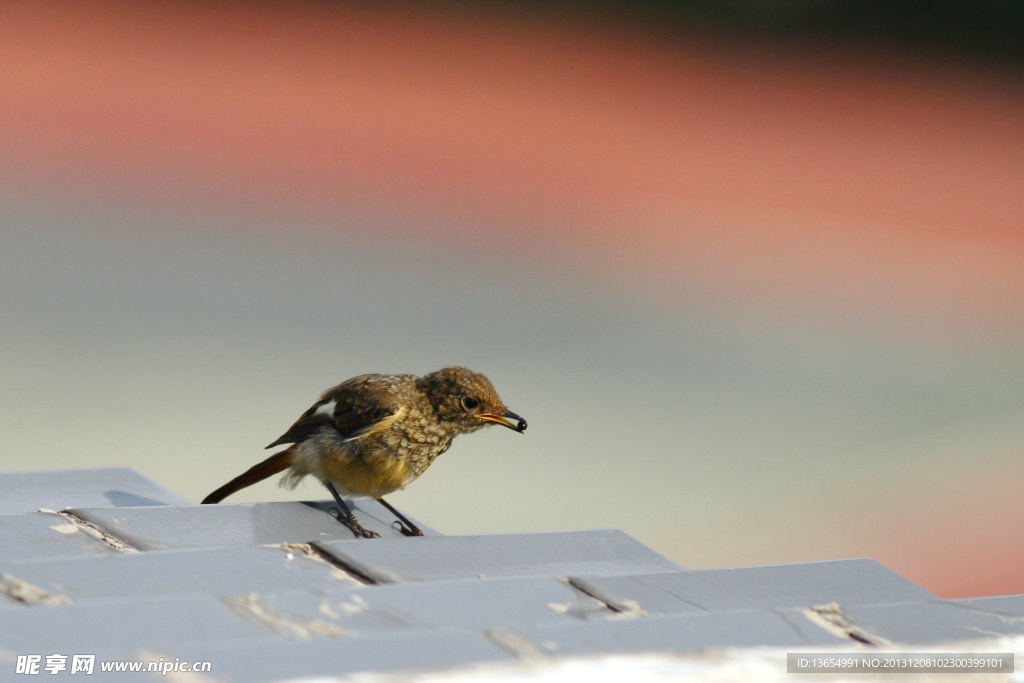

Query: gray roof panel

[71,499,432,551]
[570,558,936,615]
[0,511,117,563]
[253,576,612,634]
[0,467,191,514]
[519,607,848,655]
[0,594,279,653]
[948,594,1024,616]
[166,630,515,682]
[0,545,360,601]
[843,599,1024,644]
[316,529,685,583]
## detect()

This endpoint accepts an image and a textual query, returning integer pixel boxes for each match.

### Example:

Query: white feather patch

[315,400,336,416]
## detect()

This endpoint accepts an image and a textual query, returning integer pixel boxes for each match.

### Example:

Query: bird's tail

[201,448,294,504]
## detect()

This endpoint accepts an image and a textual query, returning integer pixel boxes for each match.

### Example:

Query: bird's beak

[477,408,528,432]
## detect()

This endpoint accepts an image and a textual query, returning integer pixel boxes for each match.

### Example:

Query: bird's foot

[392,520,424,537]
[352,524,381,539]
[328,507,380,539]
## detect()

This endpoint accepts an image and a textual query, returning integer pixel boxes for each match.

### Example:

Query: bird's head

[419,366,527,435]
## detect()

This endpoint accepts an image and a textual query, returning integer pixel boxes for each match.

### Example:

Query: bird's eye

[460,396,479,411]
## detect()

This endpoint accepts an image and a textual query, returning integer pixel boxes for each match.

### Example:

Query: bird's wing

[265,374,407,449]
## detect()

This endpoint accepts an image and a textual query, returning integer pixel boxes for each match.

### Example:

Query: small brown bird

[202,367,526,538]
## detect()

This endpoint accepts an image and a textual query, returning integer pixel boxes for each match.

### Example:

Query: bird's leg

[324,483,379,539]
[377,497,423,537]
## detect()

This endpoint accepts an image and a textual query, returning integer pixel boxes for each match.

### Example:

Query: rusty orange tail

[201,448,294,504]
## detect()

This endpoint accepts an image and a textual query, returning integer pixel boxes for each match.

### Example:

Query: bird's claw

[328,507,380,538]
[392,520,424,537]
[354,526,381,539]
[345,517,380,538]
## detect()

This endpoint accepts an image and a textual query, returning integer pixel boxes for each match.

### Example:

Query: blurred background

[1,1,1022,598]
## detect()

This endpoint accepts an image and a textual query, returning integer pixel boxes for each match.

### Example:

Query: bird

[201,367,527,538]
